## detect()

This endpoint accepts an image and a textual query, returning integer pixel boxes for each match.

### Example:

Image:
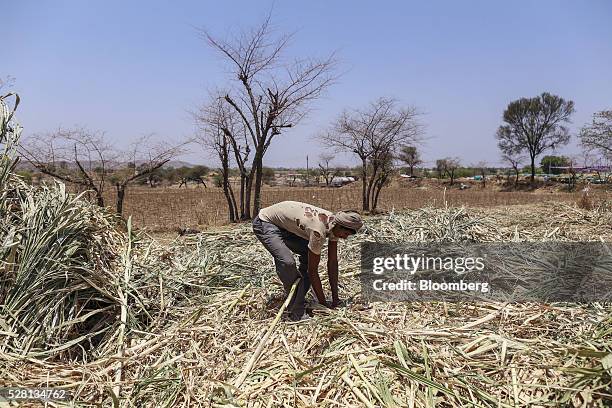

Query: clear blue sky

[5,0,612,167]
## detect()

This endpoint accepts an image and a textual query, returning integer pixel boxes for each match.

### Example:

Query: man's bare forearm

[308,250,326,304]
[327,259,339,302]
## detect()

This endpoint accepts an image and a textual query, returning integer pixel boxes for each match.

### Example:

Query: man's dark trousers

[252,215,311,320]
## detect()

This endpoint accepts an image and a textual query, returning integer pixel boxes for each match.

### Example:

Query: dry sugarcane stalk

[2,191,612,406]
[112,216,133,399]
[233,279,300,389]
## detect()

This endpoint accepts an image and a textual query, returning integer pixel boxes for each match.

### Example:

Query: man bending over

[252,201,363,321]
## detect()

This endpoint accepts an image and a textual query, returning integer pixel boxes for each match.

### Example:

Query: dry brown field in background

[97,185,610,231]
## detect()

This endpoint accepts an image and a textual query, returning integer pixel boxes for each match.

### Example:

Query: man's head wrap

[334,210,363,232]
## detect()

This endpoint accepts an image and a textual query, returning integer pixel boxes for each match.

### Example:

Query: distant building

[330,176,355,187]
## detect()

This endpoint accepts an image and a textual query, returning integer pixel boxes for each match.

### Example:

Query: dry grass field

[4,197,612,406]
[98,184,609,232]
[4,135,611,406]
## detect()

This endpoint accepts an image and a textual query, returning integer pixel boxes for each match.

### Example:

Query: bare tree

[502,153,525,187]
[398,145,422,176]
[21,128,182,215]
[576,150,606,183]
[320,97,422,211]
[194,97,240,222]
[176,166,209,188]
[580,110,612,160]
[317,153,338,187]
[109,135,182,215]
[436,157,461,185]
[496,92,574,184]
[20,127,116,206]
[201,13,337,219]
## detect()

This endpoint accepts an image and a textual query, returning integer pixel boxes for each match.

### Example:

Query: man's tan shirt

[258,201,338,255]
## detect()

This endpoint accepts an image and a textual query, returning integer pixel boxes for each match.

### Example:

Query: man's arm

[307,249,327,306]
[327,240,339,307]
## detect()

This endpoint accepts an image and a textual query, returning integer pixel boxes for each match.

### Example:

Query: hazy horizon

[5,1,612,168]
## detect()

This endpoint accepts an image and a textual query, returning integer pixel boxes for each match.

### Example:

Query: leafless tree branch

[320,97,423,211]
[199,13,339,217]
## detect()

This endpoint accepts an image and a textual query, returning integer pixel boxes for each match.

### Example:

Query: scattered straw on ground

[2,200,611,407]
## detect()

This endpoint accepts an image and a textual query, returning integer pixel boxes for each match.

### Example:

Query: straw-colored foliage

[1,94,611,406]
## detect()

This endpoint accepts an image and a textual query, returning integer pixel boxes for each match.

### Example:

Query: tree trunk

[252,151,264,217]
[244,168,254,219]
[221,163,236,222]
[224,184,236,222]
[115,184,126,215]
[372,179,383,210]
[514,169,519,187]
[228,134,251,219]
[95,190,105,207]
[229,182,238,221]
[530,157,536,184]
[366,167,378,211]
[361,158,368,211]
[409,165,414,177]
[239,174,246,218]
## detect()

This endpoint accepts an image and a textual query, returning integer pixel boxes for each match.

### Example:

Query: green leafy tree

[398,145,422,176]
[436,157,461,185]
[188,165,210,180]
[261,167,275,184]
[540,155,570,175]
[177,165,209,187]
[161,167,180,184]
[212,173,224,188]
[496,92,574,183]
